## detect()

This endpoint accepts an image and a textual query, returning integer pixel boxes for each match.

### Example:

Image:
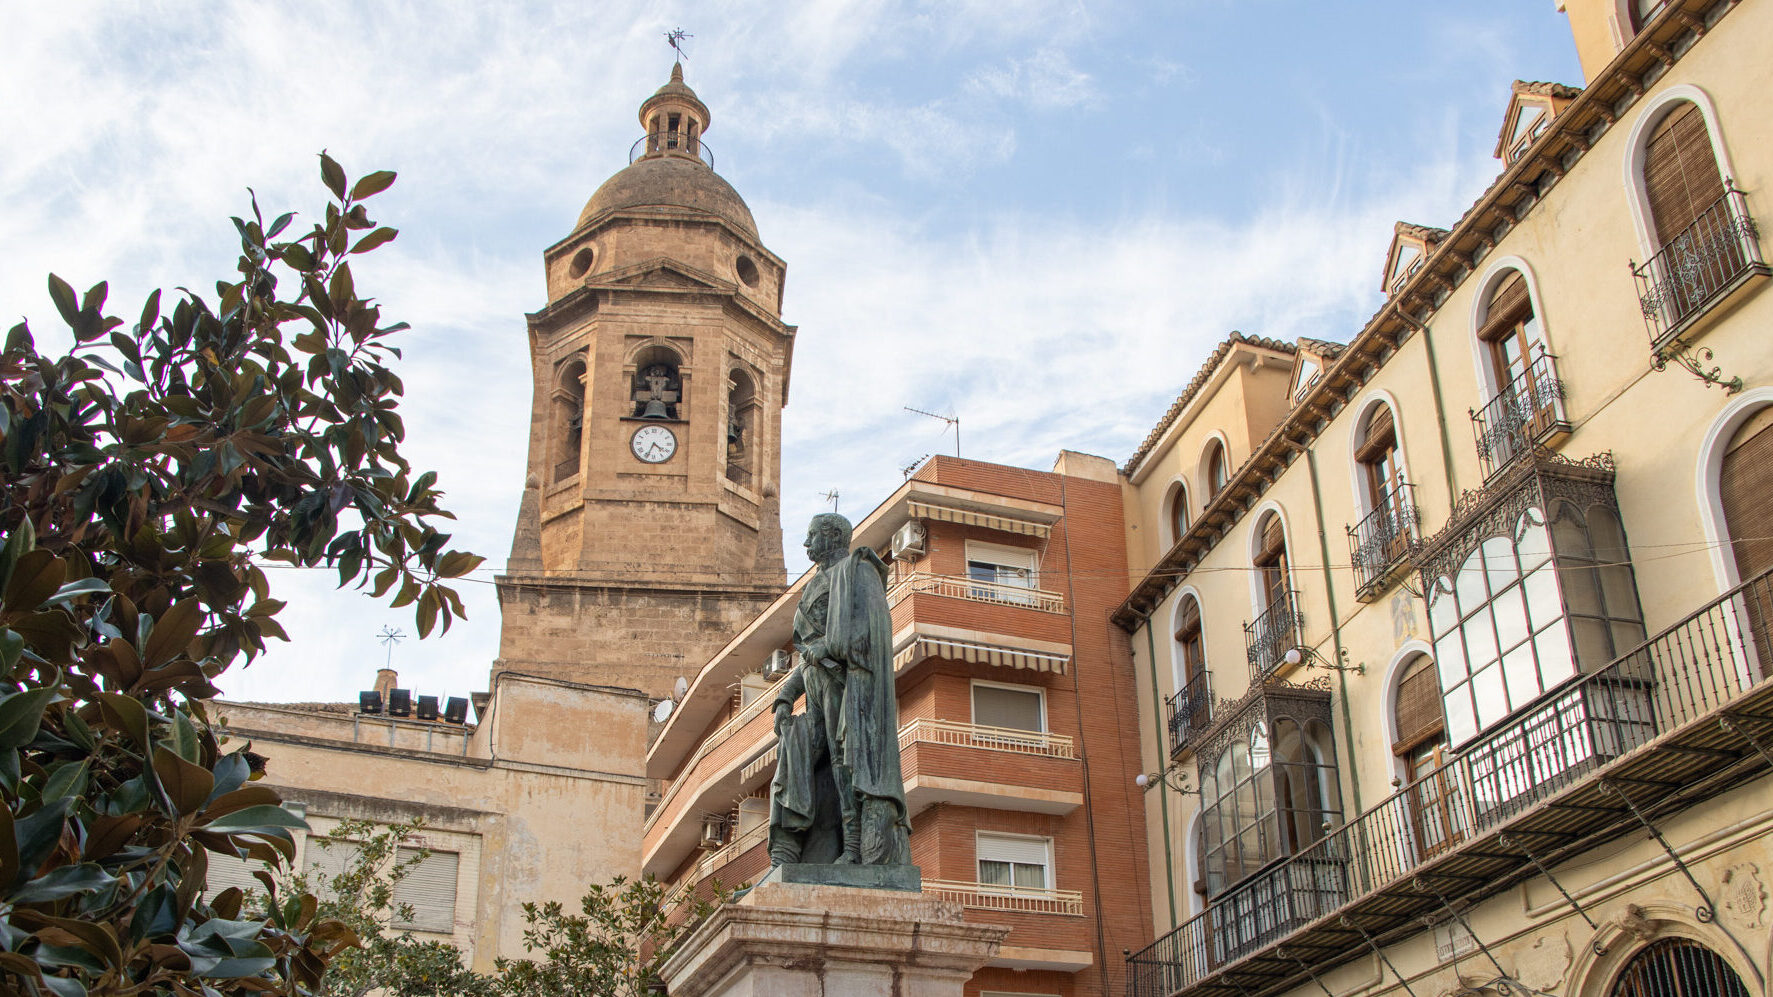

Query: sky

[0,1,1586,707]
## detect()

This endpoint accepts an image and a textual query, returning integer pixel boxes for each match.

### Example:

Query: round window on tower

[568,246,595,278]
[735,255,759,287]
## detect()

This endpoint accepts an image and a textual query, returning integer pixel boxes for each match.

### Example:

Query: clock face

[630,424,678,464]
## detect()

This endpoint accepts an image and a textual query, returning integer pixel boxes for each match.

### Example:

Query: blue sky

[0,1,1584,706]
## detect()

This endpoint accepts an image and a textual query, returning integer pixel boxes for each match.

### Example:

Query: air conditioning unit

[698,814,727,850]
[765,648,794,679]
[891,520,927,560]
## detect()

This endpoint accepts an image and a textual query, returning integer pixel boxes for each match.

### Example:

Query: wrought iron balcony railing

[1347,486,1418,599]
[629,130,716,167]
[1471,352,1567,479]
[1127,567,1773,997]
[1244,592,1302,683]
[1166,675,1214,757]
[1632,182,1767,348]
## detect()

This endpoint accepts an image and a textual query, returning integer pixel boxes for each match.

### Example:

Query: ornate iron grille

[1244,591,1302,683]
[1347,485,1418,598]
[1471,353,1567,479]
[1611,938,1751,997]
[1632,182,1766,348]
[1165,675,1214,757]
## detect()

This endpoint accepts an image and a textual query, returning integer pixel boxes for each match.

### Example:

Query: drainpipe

[1140,611,1180,928]
[1304,444,1364,817]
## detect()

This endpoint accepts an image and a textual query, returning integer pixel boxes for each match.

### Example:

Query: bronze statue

[768,513,911,868]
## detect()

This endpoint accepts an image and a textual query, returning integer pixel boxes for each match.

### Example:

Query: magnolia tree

[0,156,480,995]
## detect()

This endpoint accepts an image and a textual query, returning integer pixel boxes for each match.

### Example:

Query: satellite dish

[652,699,675,724]
[673,675,689,700]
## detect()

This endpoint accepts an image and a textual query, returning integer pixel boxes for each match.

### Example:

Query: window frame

[1620,87,1740,264]
[970,679,1048,735]
[1201,436,1231,503]
[975,831,1054,894]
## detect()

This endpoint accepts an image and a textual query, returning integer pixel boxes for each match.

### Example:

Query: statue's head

[804,513,853,565]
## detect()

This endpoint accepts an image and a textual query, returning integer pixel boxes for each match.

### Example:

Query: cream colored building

[1120,1,1773,995]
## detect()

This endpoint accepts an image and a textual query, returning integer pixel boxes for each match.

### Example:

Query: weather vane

[665,28,692,61]
[378,625,405,669]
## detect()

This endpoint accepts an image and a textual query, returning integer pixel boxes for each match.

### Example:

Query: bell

[640,399,671,419]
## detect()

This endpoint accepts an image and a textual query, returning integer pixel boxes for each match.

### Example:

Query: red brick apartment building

[644,453,1153,996]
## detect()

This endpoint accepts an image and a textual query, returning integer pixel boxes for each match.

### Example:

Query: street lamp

[1283,645,1364,675]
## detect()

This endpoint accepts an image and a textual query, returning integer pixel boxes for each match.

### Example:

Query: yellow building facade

[1121,1,1773,994]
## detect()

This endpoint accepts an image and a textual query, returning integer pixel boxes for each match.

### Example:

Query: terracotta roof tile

[1123,332,1295,475]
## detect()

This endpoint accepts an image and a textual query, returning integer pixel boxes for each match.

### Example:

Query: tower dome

[577,63,757,237]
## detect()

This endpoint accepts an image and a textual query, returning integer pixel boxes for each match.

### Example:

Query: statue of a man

[768,513,911,867]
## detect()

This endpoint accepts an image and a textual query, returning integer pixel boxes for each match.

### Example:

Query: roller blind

[392,849,459,934]
[1478,272,1531,342]
[1644,102,1726,246]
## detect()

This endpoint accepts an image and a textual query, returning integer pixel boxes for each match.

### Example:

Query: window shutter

[1478,272,1531,342]
[1722,414,1773,583]
[1176,597,1202,638]
[1355,407,1397,463]
[972,685,1044,732]
[392,849,459,934]
[1644,102,1727,246]
[977,833,1050,867]
[1257,516,1287,564]
[205,853,273,900]
[1394,656,1446,751]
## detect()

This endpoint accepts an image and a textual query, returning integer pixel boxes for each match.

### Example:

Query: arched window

[1246,512,1297,679]
[1611,938,1751,996]
[1474,270,1559,473]
[726,368,757,487]
[1627,0,1672,36]
[1393,654,1459,857]
[551,358,586,482]
[1720,406,1773,586]
[1352,403,1411,588]
[1169,595,1210,750]
[1203,440,1229,503]
[1168,482,1192,545]
[630,345,683,420]
[1643,102,1727,248]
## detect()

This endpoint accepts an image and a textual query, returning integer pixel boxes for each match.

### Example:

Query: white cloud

[966,47,1101,109]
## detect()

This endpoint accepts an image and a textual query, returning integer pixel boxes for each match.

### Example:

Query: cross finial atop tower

[665,27,692,62]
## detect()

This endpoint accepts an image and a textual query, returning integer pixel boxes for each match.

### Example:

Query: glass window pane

[1429,581,1459,636]
[1523,565,1562,631]
[1435,633,1468,686]
[1493,584,1530,653]
[1456,550,1488,609]
[1473,664,1509,729]
[1444,685,1478,744]
[1231,743,1252,783]
[1464,606,1499,672]
[1483,537,1518,593]
[1560,561,1604,616]
[1013,862,1046,890]
[979,860,1010,885]
[1516,509,1551,568]
[1600,564,1643,622]
[1611,620,1647,654]
[1502,641,1541,704]
[1250,723,1271,769]
[1536,624,1576,687]
[972,685,1043,732]
[1570,616,1615,671]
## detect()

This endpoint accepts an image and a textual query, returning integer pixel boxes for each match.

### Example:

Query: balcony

[1632,183,1768,350]
[1166,676,1214,757]
[1346,486,1419,601]
[888,572,1066,614]
[923,879,1085,917]
[1471,352,1568,479]
[1127,567,1773,997]
[899,718,1081,815]
[1244,592,1302,683]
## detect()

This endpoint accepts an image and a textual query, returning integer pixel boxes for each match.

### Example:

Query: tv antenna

[665,27,692,61]
[901,455,930,479]
[819,489,841,511]
[377,626,405,669]
[904,406,960,457]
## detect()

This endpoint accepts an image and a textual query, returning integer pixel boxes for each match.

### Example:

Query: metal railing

[694,819,769,882]
[1127,568,1773,997]
[923,879,1085,916]
[887,572,1066,613]
[1632,183,1765,347]
[1244,592,1302,683]
[1471,352,1567,478]
[1166,676,1214,757]
[645,689,777,833]
[1347,486,1419,597]
[899,717,1076,759]
[629,130,715,167]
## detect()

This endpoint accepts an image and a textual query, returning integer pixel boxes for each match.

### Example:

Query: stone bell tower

[495,63,792,698]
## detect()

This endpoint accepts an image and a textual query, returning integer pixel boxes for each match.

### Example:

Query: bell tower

[496,63,792,698]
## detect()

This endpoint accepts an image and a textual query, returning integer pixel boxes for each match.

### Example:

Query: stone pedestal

[659,881,1007,997]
